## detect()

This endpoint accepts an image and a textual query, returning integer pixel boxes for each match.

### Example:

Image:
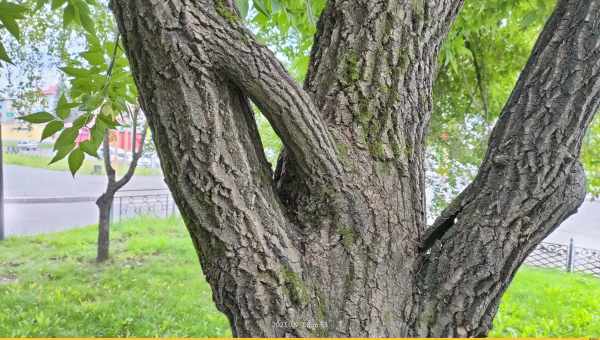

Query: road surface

[4,165,166,236]
[2,165,599,249]
[544,200,600,249]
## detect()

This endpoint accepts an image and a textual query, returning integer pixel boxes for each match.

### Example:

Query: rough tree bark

[110,0,600,336]
[96,106,148,262]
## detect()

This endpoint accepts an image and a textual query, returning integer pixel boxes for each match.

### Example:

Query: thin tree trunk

[96,194,113,263]
[111,0,600,336]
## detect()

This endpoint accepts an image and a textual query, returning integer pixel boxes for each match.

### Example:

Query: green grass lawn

[0,216,598,337]
[3,152,162,176]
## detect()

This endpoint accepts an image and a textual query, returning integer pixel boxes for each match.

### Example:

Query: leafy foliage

[429,0,600,214]
[0,1,28,63]
[4,0,137,175]
[427,0,557,215]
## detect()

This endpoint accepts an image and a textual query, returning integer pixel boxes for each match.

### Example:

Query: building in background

[0,98,16,123]
[1,84,60,142]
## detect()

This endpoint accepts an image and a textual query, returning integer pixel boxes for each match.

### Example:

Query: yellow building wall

[2,122,44,141]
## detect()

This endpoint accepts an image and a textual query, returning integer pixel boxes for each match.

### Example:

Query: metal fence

[112,189,178,222]
[4,189,178,236]
[7,189,178,220]
[524,238,600,277]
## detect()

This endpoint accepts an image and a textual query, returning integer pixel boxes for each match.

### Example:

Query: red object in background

[76,127,91,145]
[40,84,59,96]
[110,129,143,152]
[74,128,143,152]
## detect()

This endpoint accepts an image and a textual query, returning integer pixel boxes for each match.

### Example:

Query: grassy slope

[0,216,598,337]
[2,153,161,177]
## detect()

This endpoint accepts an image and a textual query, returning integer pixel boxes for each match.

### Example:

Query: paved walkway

[4,165,166,236]
[544,200,600,249]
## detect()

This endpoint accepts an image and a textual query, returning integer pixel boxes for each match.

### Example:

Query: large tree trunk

[111,0,600,337]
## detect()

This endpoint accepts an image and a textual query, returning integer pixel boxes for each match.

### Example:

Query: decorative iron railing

[112,189,178,221]
[524,239,600,277]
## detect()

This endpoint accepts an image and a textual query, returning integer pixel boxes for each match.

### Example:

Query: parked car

[16,141,39,152]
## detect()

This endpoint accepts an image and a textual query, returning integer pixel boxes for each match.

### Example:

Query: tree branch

[114,106,148,191]
[465,38,490,120]
[416,0,600,336]
[185,1,343,179]
[102,131,116,185]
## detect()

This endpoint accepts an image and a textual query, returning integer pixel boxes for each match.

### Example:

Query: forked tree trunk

[95,112,147,263]
[111,0,600,337]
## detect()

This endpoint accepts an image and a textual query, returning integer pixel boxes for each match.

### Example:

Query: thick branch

[294,0,465,234]
[183,1,342,179]
[306,0,464,139]
[111,1,310,335]
[417,0,600,336]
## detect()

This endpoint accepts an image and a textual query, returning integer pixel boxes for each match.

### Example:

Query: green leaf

[56,94,77,119]
[68,148,85,176]
[72,113,91,129]
[61,66,92,77]
[0,41,11,64]
[271,0,281,12]
[82,51,104,66]
[35,0,46,10]
[54,127,79,151]
[80,16,95,34]
[51,0,67,10]
[90,122,106,145]
[234,0,249,19]
[79,140,100,158]
[18,111,56,124]
[75,3,95,33]
[254,0,270,17]
[97,112,118,128]
[0,15,21,40]
[49,143,75,164]
[63,4,75,27]
[41,121,65,141]
[0,2,27,16]
[81,93,104,111]
[86,33,102,52]
[100,102,113,117]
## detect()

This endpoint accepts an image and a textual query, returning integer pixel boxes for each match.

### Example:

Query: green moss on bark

[344,51,360,83]
[281,266,309,306]
[337,226,357,249]
[215,0,239,24]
